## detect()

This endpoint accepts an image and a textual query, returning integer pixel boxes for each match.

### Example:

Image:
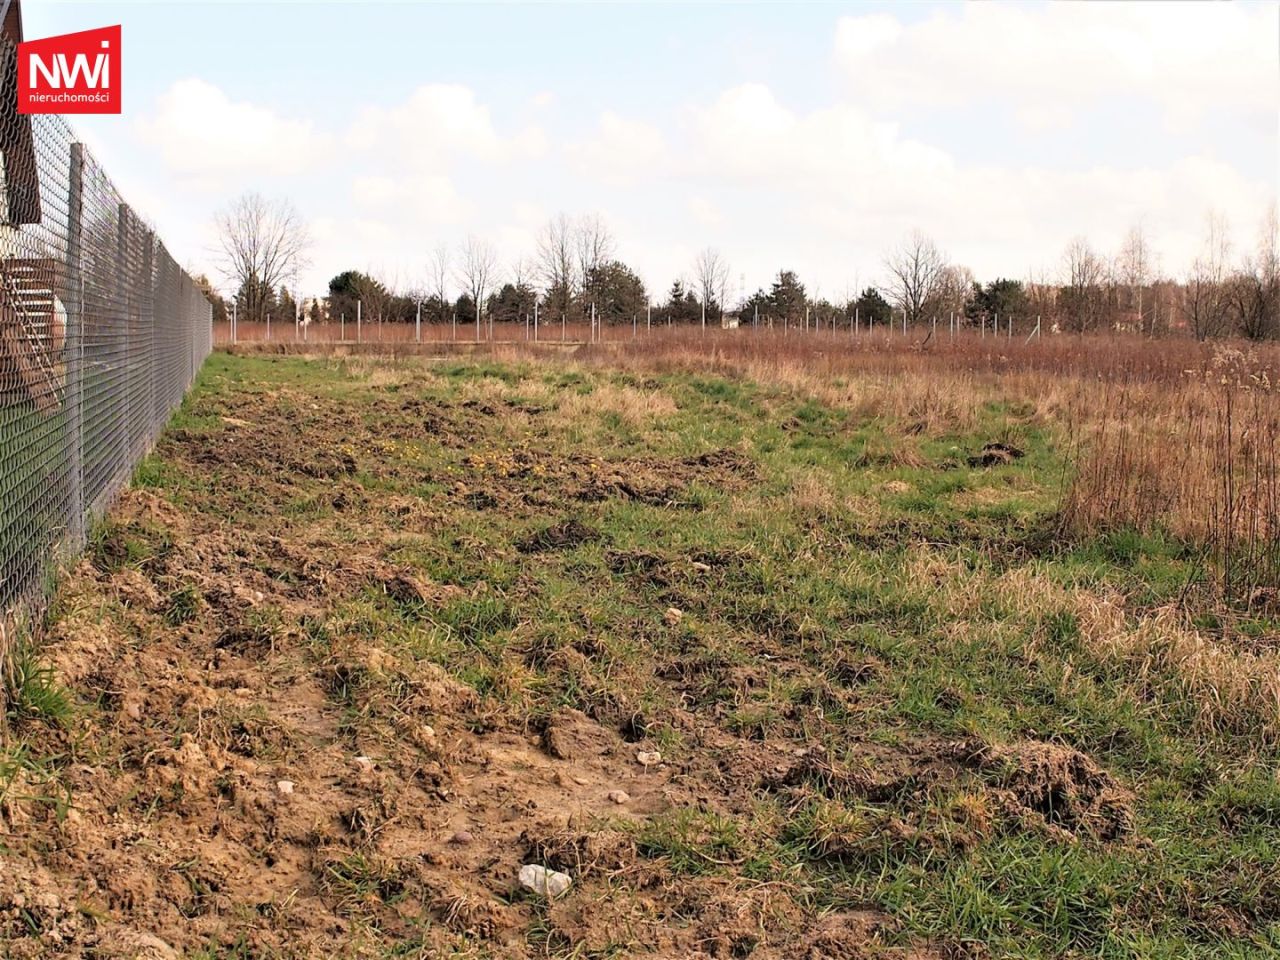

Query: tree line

[209,192,1280,342]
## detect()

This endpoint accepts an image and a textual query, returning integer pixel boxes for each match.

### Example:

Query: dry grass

[569,331,1280,608]
[548,383,679,432]
[1074,595,1280,743]
[895,552,1280,744]
[1060,348,1280,606]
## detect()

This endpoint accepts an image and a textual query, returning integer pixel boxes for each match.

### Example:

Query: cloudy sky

[28,1,1280,302]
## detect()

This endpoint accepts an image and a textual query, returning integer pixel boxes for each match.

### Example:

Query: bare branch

[457,235,498,339]
[883,230,947,326]
[214,192,309,323]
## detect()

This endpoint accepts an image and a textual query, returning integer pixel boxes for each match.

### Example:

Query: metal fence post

[142,229,155,453]
[65,143,85,549]
[116,203,132,488]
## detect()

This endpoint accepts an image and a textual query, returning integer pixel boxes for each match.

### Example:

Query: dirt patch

[968,442,1025,467]
[517,518,602,554]
[958,739,1135,840]
[522,824,638,878]
[577,447,758,508]
[541,707,620,760]
[804,909,947,960]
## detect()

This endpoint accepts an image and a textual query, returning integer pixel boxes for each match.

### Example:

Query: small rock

[420,724,436,739]
[450,830,474,845]
[519,863,572,898]
[663,607,684,626]
[354,756,374,771]
[636,750,662,767]
[607,789,630,804]
[690,561,711,572]
[275,779,294,796]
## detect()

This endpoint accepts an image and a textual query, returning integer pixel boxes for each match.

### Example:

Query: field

[2,338,1279,959]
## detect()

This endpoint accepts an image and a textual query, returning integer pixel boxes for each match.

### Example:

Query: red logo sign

[18,25,121,114]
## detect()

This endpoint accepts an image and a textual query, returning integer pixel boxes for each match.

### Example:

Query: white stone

[519,863,572,898]
[276,779,294,796]
[636,750,662,767]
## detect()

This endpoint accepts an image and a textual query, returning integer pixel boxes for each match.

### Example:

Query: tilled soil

[0,360,1133,959]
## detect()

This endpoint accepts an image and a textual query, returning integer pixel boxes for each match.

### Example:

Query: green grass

[5,642,72,730]
[16,351,1280,958]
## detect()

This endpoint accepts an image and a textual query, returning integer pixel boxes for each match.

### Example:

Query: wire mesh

[0,34,211,671]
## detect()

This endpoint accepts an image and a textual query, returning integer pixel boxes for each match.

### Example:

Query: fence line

[212,313,1046,348]
[0,48,212,681]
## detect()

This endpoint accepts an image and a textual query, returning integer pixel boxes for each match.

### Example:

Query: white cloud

[347,84,545,170]
[136,78,330,183]
[687,196,722,229]
[351,173,470,224]
[833,3,1278,131]
[588,81,1275,286]
[566,111,666,183]
[687,84,954,187]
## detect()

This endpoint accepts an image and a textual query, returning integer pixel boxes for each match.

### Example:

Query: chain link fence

[0,35,212,679]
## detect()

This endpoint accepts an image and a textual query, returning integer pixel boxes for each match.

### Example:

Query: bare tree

[536,214,577,322]
[576,213,616,317]
[509,256,530,290]
[429,242,451,324]
[1249,203,1280,340]
[458,235,498,340]
[1023,270,1056,330]
[1060,237,1106,332]
[884,230,947,327]
[1119,225,1152,333]
[933,264,974,323]
[693,247,730,325]
[508,257,536,327]
[214,192,309,323]
[1181,213,1232,341]
[1227,209,1279,341]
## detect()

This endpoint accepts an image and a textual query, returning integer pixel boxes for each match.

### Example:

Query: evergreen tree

[769,270,807,326]
[487,282,538,326]
[741,288,771,326]
[663,279,700,324]
[965,278,1028,323]
[278,285,298,324]
[235,276,276,323]
[454,294,477,328]
[586,260,647,325]
[327,270,387,325]
[853,287,892,328]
